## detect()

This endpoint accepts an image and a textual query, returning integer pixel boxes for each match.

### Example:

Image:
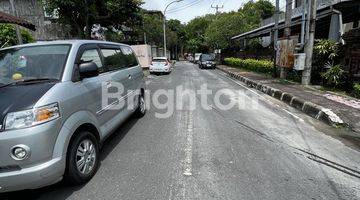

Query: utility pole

[302,0,317,85]
[273,0,280,78]
[144,32,147,44]
[84,0,91,39]
[211,4,224,14]
[280,0,293,79]
[300,0,306,45]
[9,0,22,44]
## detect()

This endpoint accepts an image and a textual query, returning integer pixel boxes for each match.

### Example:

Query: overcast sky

[142,0,285,24]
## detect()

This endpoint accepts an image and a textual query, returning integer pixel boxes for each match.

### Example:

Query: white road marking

[282,109,304,121]
[217,71,264,97]
[183,110,194,176]
[168,183,173,200]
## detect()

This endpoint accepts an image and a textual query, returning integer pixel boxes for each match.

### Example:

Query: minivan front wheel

[134,93,146,118]
[65,131,99,185]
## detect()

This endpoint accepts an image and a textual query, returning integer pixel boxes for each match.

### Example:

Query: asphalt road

[2,61,360,200]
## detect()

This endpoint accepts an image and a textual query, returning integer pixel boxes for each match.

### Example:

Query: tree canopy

[183,0,275,53]
[43,0,143,38]
[0,24,34,47]
[41,0,275,57]
[184,14,215,53]
[140,12,164,46]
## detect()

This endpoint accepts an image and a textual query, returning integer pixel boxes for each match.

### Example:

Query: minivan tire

[134,93,146,118]
[64,131,100,185]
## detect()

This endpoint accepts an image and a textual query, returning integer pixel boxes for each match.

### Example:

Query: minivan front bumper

[0,156,65,193]
[0,119,65,193]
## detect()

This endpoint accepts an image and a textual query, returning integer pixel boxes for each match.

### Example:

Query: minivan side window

[80,49,103,73]
[101,48,127,71]
[120,46,138,68]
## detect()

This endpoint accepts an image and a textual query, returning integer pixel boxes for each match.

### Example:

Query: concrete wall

[344,21,360,33]
[156,48,171,59]
[0,0,68,40]
[131,44,152,68]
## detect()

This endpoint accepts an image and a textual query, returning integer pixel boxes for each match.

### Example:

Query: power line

[167,0,204,14]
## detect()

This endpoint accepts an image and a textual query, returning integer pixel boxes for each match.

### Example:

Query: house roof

[0,11,36,31]
[231,0,356,41]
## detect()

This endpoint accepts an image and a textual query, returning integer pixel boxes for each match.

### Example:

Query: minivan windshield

[201,54,215,61]
[0,45,70,86]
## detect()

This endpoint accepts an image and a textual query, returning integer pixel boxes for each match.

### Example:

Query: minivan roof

[0,40,130,51]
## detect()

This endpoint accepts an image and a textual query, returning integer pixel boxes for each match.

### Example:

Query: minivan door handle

[128,74,132,80]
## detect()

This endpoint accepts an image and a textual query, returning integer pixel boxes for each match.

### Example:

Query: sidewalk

[217,65,360,134]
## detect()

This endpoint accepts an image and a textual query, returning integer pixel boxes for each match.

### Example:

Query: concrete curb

[217,66,345,127]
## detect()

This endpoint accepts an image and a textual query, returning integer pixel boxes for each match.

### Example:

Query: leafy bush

[353,84,360,98]
[0,24,34,47]
[314,39,339,61]
[312,39,340,84]
[321,64,345,87]
[224,57,273,74]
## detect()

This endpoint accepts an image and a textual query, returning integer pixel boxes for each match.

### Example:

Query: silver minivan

[0,40,146,193]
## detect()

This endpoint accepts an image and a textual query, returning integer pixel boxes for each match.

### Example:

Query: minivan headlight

[4,103,60,130]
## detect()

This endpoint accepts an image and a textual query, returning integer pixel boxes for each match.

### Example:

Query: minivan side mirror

[79,62,99,79]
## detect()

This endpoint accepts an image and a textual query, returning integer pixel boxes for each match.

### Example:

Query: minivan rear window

[120,46,138,68]
[101,49,127,71]
[152,59,167,63]
[201,54,215,61]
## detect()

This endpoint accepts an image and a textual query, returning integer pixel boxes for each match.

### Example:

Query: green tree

[43,0,143,39]
[205,12,246,50]
[239,0,275,19]
[204,0,275,50]
[167,19,186,58]
[186,38,202,53]
[168,19,186,45]
[141,13,164,46]
[184,14,215,53]
[0,24,34,47]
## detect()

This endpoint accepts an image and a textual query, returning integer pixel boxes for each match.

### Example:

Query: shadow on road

[0,116,139,200]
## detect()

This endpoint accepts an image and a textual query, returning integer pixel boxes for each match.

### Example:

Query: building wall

[131,44,152,68]
[0,0,68,40]
[295,0,303,8]
[344,21,360,33]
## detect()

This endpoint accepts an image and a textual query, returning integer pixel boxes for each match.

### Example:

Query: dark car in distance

[199,54,216,69]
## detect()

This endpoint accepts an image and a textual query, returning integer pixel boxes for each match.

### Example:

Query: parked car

[187,55,194,62]
[199,54,216,69]
[194,53,202,64]
[0,40,146,193]
[149,57,172,74]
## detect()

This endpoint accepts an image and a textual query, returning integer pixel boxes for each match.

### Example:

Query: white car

[194,53,202,64]
[149,57,172,74]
